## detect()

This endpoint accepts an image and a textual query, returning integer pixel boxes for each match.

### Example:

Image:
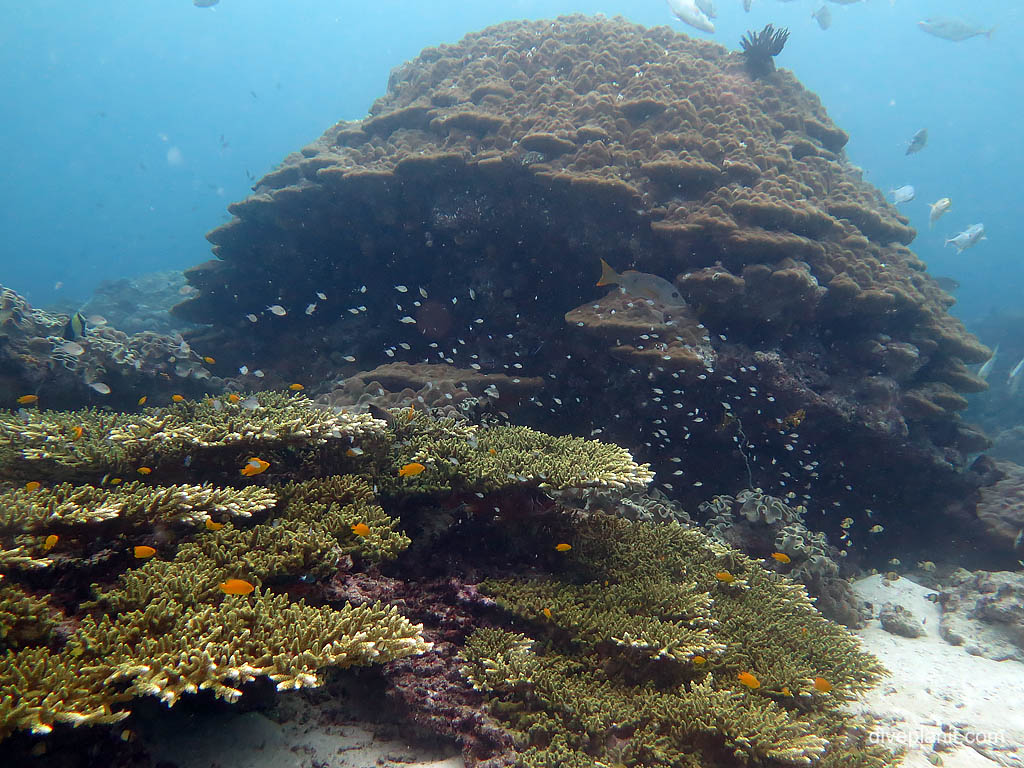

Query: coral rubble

[172,15,989,550]
[939,568,1024,662]
[0,283,221,411]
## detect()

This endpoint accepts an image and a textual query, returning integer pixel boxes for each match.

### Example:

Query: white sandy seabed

[141,574,1024,768]
[849,575,1024,768]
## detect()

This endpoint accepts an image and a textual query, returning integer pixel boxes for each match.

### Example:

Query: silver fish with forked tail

[945,223,986,254]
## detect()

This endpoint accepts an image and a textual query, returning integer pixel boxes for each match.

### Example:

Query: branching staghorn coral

[91,475,408,613]
[0,481,277,573]
[375,408,654,495]
[0,470,424,741]
[1,481,276,532]
[0,392,387,482]
[0,590,428,740]
[0,397,424,744]
[464,514,891,768]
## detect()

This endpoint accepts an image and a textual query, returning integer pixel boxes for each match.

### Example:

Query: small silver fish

[812,6,832,30]
[978,344,998,380]
[890,185,915,204]
[246,313,258,323]
[59,341,85,356]
[266,305,287,316]
[666,0,715,33]
[743,0,753,10]
[597,259,685,307]
[305,303,317,315]
[928,197,952,227]
[89,382,111,394]
[239,396,260,411]
[694,0,716,19]
[945,223,986,254]
[1009,356,1024,383]
[316,292,327,300]
[918,18,993,42]
[905,128,928,155]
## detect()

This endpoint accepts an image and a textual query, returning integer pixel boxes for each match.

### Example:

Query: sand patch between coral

[850,575,1024,768]
[141,692,462,768]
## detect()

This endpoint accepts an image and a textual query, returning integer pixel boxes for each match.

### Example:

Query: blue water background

[1,0,1019,334]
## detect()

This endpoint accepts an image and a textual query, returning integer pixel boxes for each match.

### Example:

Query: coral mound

[175,15,988,554]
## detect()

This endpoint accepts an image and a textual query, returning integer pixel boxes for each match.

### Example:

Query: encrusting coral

[464,514,891,768]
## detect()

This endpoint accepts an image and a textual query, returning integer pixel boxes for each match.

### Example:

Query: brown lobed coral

[173,15,990,552]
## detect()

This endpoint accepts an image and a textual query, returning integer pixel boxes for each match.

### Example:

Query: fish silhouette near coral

[596,259,686,308]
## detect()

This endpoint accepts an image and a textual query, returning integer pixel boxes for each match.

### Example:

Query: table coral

[464,514,891,768]
[0,393,658,746]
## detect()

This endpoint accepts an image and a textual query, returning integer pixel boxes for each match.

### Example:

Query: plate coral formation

[171,15,989,553]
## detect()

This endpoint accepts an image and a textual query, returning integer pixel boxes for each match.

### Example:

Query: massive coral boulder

[174,16,989,552]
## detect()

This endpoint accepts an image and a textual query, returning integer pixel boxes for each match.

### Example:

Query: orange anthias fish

[596,258,686,307]
[770,552,791,564]
[205,519,225,531]
[555,543,572,552]
[240,457,270,476]
[219,579,255,595]
[17,394,39,405]
[542,607,553,619]
[812,676,832,693]
[203,356,216,364]
[227,393,241,403]
[737,671,761,689]
[25,481,41,492]
[133,545,157,559]
[71,426,84,440]
[351,522,371,537]
[714,571,736,583]
[137,395,148,406]
[289,383,304,390]
[137,467,152,475]
[43,534,59,551]
[172,394,185,403]
[398,462,425,477]
[692,655,707,665]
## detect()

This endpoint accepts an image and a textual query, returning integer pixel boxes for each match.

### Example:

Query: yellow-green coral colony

[465,515,891,768]
[0,394,655,742]
[0,393,892,768]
